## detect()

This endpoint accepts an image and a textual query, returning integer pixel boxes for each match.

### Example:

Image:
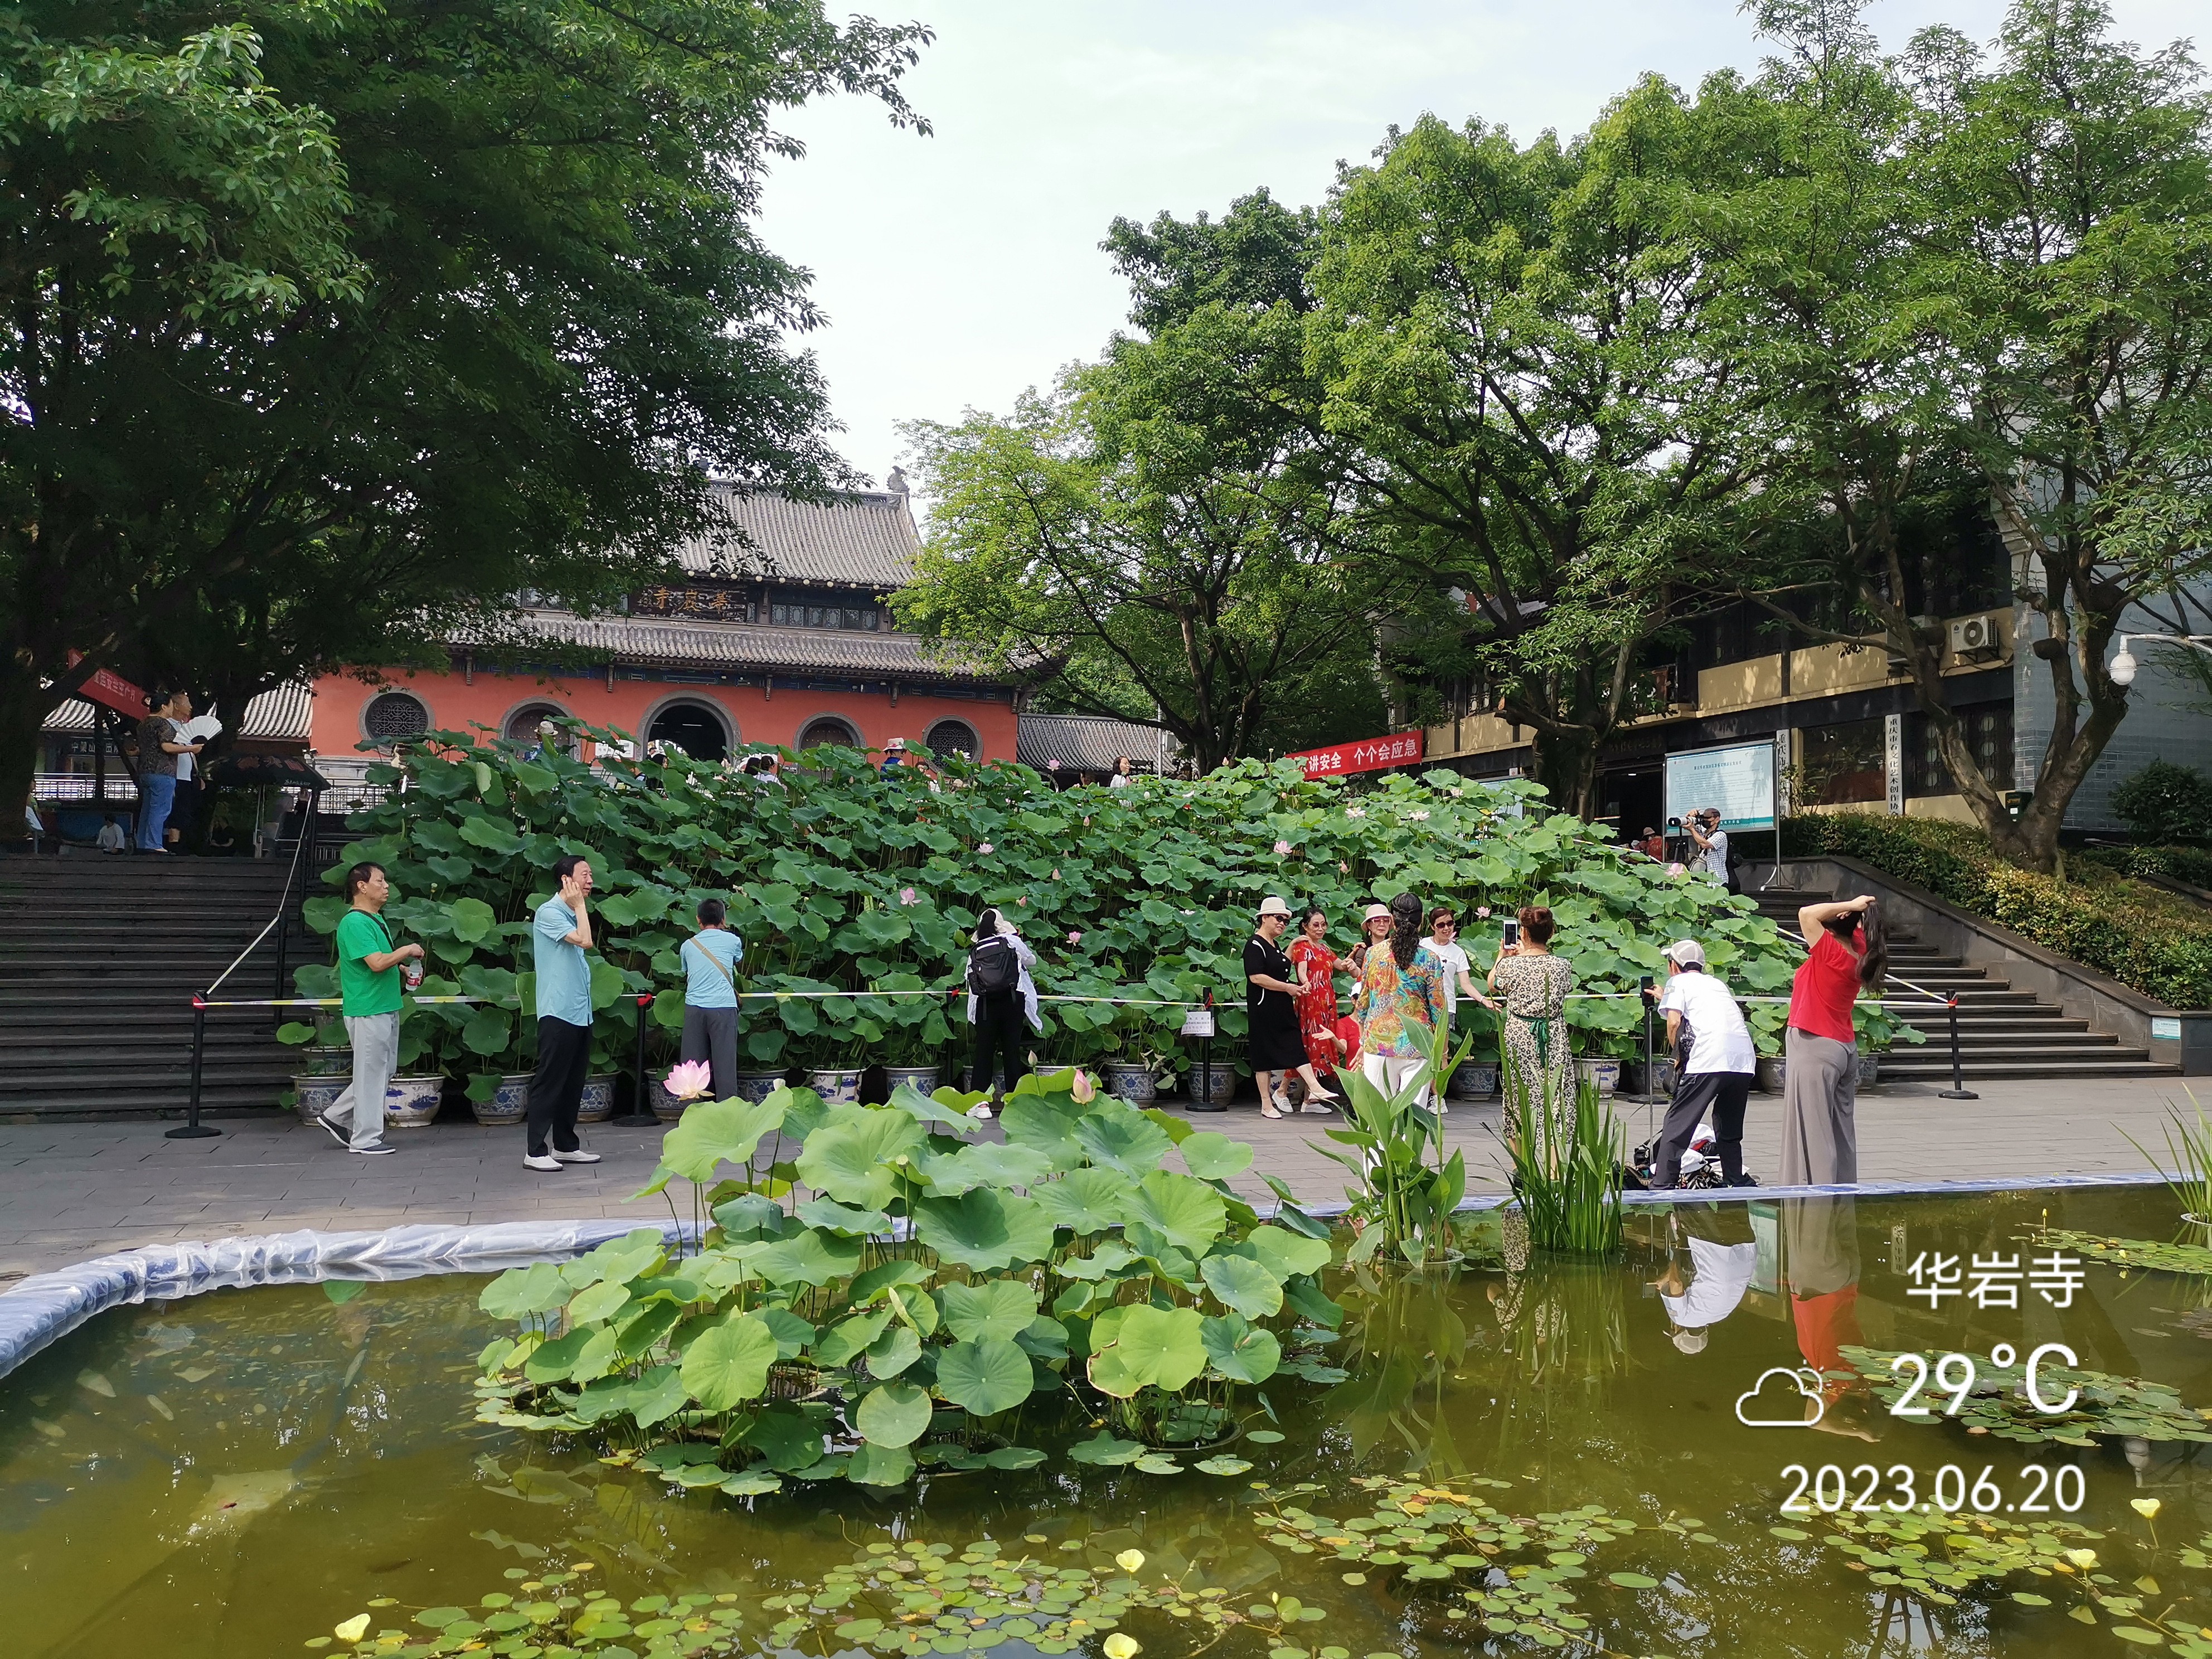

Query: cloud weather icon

[1736,1366,1827,1428]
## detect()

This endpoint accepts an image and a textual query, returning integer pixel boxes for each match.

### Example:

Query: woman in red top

[1286,907,1345,1109]
[1779,895,1885,1185]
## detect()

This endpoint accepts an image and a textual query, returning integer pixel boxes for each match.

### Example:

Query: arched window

[796,716,861,750]
[363,691,430,743]
[924,719,979,761]
[647,699,730,761]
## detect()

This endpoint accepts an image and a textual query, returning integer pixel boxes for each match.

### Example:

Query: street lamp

[2107,632,2212,688]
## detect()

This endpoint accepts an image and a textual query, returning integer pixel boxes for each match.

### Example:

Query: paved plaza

[0,1073,2198,1280]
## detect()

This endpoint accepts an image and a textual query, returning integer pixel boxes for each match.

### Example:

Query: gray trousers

[1779,1027,1858,1186]
[330,1012,399,1149]
[681,1005,740,1102]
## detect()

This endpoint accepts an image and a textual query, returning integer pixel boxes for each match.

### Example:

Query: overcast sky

[753,0,2201,491]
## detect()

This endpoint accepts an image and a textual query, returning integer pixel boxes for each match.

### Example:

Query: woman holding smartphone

[1487,905,1575,1146]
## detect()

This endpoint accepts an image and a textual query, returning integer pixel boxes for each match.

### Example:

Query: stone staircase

[1751,886,2181,1081]
[0,853,317,1121]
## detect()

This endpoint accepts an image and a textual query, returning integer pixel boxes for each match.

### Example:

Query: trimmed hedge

[2081,843,2212,894]
[1781,812,2212,1010]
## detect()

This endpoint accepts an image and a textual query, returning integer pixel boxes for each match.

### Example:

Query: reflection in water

[11,1188,2212,1657]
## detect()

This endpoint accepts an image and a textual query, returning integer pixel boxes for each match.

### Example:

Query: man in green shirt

[319,862,425,1156]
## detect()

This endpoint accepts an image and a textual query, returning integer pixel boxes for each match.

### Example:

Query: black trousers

[527,1016,590,1156]
[1655,1070,1753,1185]
[970,989,1026,1097]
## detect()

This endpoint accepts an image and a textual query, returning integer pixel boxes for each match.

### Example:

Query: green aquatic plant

[1505,1069,1624,1258]
[2023,1228,2212,1276]
[2124,1088,2212,1225]
[1839,1345,2212,1448]
[1313,1019,1470,1269]
[473,1071,1345,1489]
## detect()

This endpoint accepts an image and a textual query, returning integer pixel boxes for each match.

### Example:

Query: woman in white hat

[1346,901,1393,979]
[1245,896,1314,1119]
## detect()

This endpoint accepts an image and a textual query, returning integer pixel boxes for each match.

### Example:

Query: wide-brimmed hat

[885,736,906,751]
[1361,903,1391,924]
[1257,895,1292,918]
[1664,938,1706,968]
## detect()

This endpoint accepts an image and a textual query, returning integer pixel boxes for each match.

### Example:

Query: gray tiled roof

[676,486,919,589]
[1017,714,1170,773]
[489,612,1006,683]
[42,682,314,740]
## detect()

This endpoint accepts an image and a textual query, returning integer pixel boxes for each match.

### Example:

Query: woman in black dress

[1246,896,1306,1120]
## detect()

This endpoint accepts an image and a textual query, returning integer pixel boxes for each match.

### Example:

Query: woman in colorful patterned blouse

[1350,892,1449,1105]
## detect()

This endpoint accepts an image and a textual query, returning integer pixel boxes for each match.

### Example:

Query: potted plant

[1448,1023,1501,1099]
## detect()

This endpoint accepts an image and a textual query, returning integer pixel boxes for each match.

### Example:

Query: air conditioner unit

[1949,615,2001,661]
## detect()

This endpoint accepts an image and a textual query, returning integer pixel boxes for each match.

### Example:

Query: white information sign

[1665,741,1777,832]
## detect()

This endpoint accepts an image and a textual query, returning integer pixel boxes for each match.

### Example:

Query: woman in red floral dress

[1286,906,1347,1108]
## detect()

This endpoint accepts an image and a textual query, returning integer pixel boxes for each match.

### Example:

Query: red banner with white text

[64,652,150,720]
[1288,730,1425,782]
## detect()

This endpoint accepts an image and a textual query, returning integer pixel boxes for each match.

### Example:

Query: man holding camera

[1685,807,1730,887]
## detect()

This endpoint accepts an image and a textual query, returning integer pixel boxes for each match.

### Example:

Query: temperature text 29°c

[1886,1344,2079,1417]
[1781,1463,2085,1515]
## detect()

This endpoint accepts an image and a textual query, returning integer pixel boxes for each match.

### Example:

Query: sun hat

[1664,939,1706,968]
[885,736,906,750]
[1671,1327,1709,1355]
[1361,902,1391,924]
[1257,895,1292,917]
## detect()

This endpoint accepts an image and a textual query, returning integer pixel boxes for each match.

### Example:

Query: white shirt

[1662,1235,1758,1330]
[1108,772,1130,789]
[1698,828,1729,883]
[1427,939,1472,1012]
[1658,969,1757,1075]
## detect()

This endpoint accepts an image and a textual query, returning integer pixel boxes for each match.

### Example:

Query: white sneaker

[523,1154,562,1172]
[551,1148,601,1164]
[967,1103,995,1120]
[1299,1098,1336,1114]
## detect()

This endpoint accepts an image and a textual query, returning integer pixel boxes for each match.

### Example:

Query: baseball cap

[1664,939,1706,968]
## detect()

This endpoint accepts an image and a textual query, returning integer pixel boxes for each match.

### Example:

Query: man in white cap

[1653,1207,1759,1353]
[880,736,909,777]
[1648,938,1758,1188]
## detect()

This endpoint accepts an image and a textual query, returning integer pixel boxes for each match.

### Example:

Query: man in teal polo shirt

[525,853,604,1172]
[319,862,424,1156]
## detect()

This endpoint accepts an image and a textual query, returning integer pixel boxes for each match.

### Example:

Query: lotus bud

[1071,1070,1097,1104]
[1113,1550,1144,1574]
[2132,1498,2161,1520]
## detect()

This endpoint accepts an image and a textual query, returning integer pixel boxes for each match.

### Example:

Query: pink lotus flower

[1067,930,1083,945]
[663,1060,714,1101]
[1051,869,1059,879]
[1017,896,1028,905]
[1345,806,1366,819]
[1273,840,1293,856]
[1046,758,1060,770]
[1070,1069,1096,1104]
[1338,861,1349,872]
[1476,906,1492,919]
[1666,861,1687,876]
[1409,809,1430,821]
[899,886,918,905]
[978,842,993,855]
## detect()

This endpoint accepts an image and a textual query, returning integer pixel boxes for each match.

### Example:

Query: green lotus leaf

[916,1140,1056,1196]
[913,1189,1055,1272]
[997,1095,1085,1168]
[565,1278,633,1327]
[934,1335,1034,1415]
[721,1469,783,1497]
[865,1322,923,1379]
[1088,1304,1207,1398]
[796,1105,926,1209]
[680,1312,779,1410]
[1073,1106,1175,1175]
[759,1306,816,1357]
[740,1401,830,1471]
[1031,1167,1134,1234]
[1247,1224,1333,1279]
[711,1192,789,1240]
[887,1082,979,1134]
[521,1326,594,1384]
[937,1279,1041,1343]
[449,896,497,943]
[1125,1170,1227,1255]
[1067,1430,1147,1466]
[850,1258,933,1301]
[560,1231,666,1289]
[1056,1239,1141,1280]
[479,1262,566,1320]
[1200,1312,1280,1383]
[749,1229,862,1289]
[657,1094,788,1184]
[981,1445,1045,1470]
[855,1381,934,1448]
[1133,1454,1185,1474]
[1015,1314,1069,1361]
[1200,1254,1284,1320]
[846,1440,918,1487]
[812,1308,892,1367]
[795,1196,892,1235]
[459,1005,512,1056]
[626,1365,689,1428]
[1195,1456,1254,1476]
[458,814,525,855]
[1178,1131,1253,1181]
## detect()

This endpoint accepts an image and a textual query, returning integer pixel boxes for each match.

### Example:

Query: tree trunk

[1524,723,1600,819]
[0,676,48,836]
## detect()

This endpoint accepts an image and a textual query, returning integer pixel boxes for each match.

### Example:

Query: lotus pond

[12,1183,2212,1659]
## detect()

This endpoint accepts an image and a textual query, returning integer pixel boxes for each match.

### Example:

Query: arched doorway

[923,718,979,762]
[647,698,730,761]
[796,716,861,751]
[502,701,576,757]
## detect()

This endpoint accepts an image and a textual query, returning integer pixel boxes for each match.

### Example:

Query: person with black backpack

[965,907,1036,1117]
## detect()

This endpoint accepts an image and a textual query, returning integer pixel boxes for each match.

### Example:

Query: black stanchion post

[615,992,660,1125]
[166,996,221,1139]
[1938,994,1978,1100]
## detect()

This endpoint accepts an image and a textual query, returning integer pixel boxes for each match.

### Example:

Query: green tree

[1300,82,1757,818]
[1,0,929,811]
[1697,0,2212,871]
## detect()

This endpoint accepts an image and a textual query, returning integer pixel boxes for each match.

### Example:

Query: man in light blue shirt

[680,897,745,1100]
[525,853,603,1172]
